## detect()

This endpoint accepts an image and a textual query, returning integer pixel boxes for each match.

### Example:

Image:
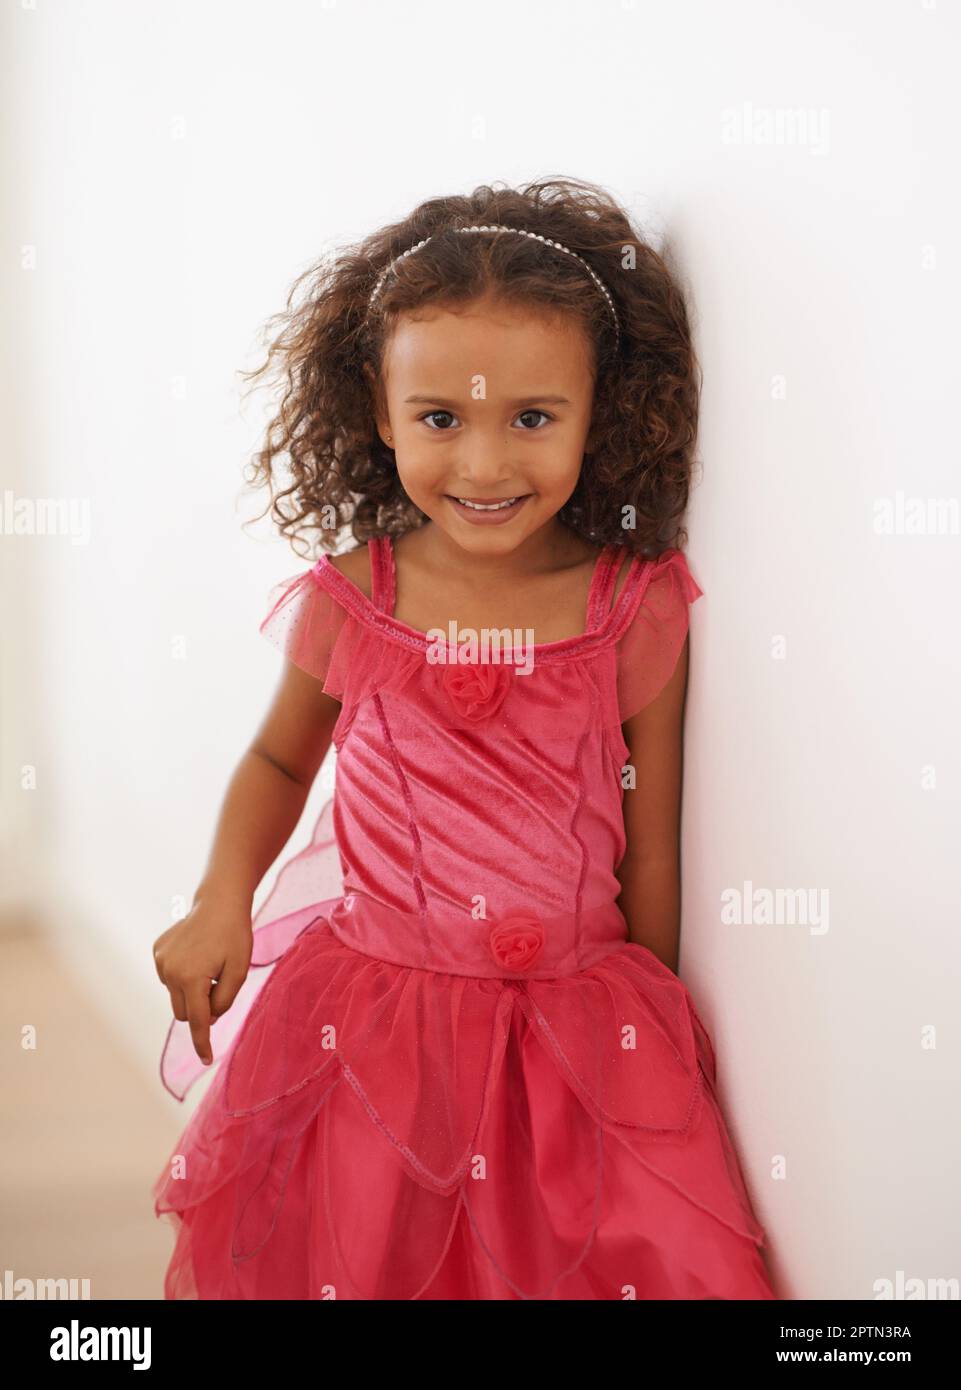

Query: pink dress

[153,536,776,1300]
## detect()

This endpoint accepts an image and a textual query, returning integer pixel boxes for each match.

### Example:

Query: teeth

[456,497,519,510]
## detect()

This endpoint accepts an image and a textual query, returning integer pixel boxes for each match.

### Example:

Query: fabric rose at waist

[324,892,630,978]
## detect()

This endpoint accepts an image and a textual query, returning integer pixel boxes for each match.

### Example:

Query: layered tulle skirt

[153,904,776,1300]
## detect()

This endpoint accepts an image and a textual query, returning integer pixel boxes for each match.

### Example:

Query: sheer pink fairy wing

[615,548,704,724]
[158,794,345,1102]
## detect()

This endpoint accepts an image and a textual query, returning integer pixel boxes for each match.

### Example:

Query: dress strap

[584,544,627,632]
[369,535,396,616]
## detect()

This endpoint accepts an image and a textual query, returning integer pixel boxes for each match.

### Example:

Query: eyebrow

[403,394,573,407]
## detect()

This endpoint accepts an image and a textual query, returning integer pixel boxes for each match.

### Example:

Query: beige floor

[0,923,184,1299]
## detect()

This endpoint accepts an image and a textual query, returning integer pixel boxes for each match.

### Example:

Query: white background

[2,0,959,1300]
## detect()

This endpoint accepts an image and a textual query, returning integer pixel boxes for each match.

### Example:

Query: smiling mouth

[446,495,531,511]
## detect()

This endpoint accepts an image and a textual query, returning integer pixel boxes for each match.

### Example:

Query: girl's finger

[183,978,213,1063]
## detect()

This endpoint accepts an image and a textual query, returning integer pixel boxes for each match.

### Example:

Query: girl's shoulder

[325,542,373,598]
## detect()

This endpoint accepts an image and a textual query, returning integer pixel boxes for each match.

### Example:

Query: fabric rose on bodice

[488,914,545,972]
[440,652,512,723]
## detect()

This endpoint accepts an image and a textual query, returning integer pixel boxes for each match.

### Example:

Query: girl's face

[372,295,598,553]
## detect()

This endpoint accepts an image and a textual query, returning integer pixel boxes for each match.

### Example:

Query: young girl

[152,177,776,1301]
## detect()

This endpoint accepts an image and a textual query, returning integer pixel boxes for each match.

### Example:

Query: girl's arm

[153,659,340,1063]
[614,633,690,974]
[194,659,340,903]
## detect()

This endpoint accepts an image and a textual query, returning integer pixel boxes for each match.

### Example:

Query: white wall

[3,0,958,1300]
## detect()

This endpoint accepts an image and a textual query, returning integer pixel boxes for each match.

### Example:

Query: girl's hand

[151,659,340,1069]
[152,890,254,1066]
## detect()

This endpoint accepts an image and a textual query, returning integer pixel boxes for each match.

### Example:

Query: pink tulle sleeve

[615,548,704,723]
[259,566,351,699]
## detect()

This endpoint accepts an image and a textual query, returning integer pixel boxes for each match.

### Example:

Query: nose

[454,425,521,487]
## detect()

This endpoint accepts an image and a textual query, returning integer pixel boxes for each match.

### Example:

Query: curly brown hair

[241,176,700,560]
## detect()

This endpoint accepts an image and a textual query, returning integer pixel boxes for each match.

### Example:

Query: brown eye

[421,411,458,430]
[516,410,551,429]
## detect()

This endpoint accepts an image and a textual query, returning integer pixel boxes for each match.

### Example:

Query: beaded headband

[366,224,620,344]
